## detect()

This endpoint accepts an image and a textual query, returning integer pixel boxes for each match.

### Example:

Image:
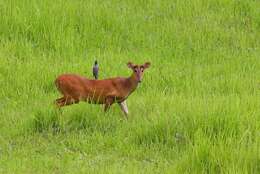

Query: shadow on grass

[27,107,120,135]
[30,109,61,134]
[65,111,118,134]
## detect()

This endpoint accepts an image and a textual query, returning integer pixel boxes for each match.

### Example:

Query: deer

[54,61,151,118]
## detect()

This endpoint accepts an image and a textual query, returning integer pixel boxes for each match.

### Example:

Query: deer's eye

[134,69,137,72]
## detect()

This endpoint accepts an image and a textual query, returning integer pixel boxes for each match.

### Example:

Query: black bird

[93,60,99,79]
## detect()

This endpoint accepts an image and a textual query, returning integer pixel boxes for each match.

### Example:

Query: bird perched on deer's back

[93,60,99,79]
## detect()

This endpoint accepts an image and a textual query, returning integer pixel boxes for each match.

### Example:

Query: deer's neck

[125,73,139,95]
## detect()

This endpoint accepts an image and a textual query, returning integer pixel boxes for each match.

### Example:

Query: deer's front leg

[104,97,114,112]
[119,100,128,118]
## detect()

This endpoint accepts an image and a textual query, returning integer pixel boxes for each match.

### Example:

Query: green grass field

[0,0,260,173]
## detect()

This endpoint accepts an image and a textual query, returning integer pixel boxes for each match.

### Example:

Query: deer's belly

[81,94,125,104]
[81,94,106,104]
[80,88,126,104]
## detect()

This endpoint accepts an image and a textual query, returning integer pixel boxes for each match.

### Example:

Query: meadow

[0,0,260,173]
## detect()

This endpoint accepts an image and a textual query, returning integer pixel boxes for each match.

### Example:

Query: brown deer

[54,61,151,117]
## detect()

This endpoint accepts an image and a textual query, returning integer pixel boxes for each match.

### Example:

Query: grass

[0,0,260,173]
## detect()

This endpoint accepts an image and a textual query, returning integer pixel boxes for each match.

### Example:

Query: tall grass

[0,0,260,173]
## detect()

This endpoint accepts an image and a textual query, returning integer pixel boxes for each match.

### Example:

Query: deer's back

[55,74,126,103]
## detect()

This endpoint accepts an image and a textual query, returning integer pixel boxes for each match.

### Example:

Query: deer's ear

[127,62,134,69]
[143,62,151,69]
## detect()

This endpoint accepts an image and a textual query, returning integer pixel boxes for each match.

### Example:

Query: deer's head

[127,61,151,83]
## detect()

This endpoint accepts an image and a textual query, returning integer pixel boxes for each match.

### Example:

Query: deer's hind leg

[56,97,65,103]
[55,96,75,107]
[55,97,65,107]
